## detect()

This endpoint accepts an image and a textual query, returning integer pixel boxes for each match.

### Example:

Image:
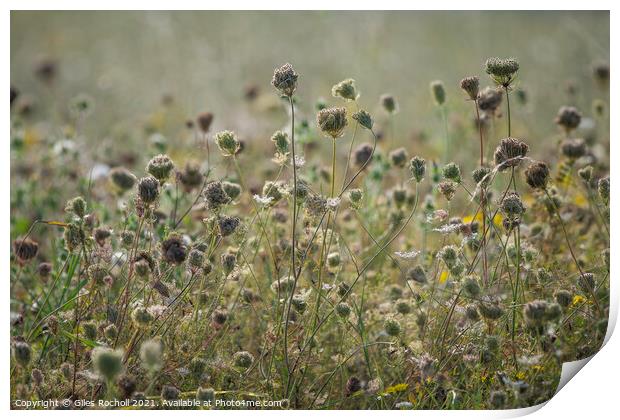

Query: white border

[3,2,616,419]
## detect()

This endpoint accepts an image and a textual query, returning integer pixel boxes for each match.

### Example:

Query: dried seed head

[409,156,426,183]
[380,94,399,114]
[598,176,610,205]
[593,61,610,83]
[560,138,587,160]
[472,166,491,186]
[188,248,205,270]
[179,161,203,191]
[132,306,154,328]
[161,385,180,401]
[406,265,427,284]
[13,341,31,366]
[500,192,525,218]
[305,194,328,219]
[523,300,548,325]
[438,181,458,201]
[525,161,550,190]
[109,167,137,192]
[13,238,39,264]
[63,223,85,253]
[196,387,216,403]
[116,374,136,399]
[233,351,254,369]
[389,147,408,168]
[442,162,461,183]
[477,86,503,113]
[462,274,481,298]
[554,289,573,308]
[460,76,480,100]
[348,188,364,209]
[212,309,228,326]
[196,112,214,133]
[352,109,373,130]
[204,181,231,211]
[545,303,562,322]
[271,63,298,97]
[555,106,582,132]
[146,154,175,183]
[577,165,593,183]
[345,376,362,396]
[104,324,118,341]
[336,302,351,318]
[65,196,87,218]
[395,299,412,314]
[485,57,519,86]
[88,264,108,286]
[137,176,160,204]
[430,80,446,106]
[354,143,374,167]
[91,347,123,382]
[578,272,596,292]
[465,304,480,321]
[38,262,52,279]
[494,137,529,170]
[214,130,241,157]
[220,251,237,275]
[384,318,401,336]
[317,107,348,138]
[140,338,163,372]
[478,297,504,320]
[271,130,290,156]
[332,78,358,101]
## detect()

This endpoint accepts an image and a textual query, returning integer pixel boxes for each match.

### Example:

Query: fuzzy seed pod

[352,109,373,130]
[179,161,203,191]
[525,161,550,190]
[109,167,137,193]
[578,272,596,292]
[60,362,73,380]
[485,57,519,86]
[354,143,374,167]
[465,304,480,322]
[196,387,216,403]
[478,298,504,321]
[38,262,52,279]
[31,368,44,387]
[220,251,237,275]
[214,130,240,157]
[13,341,31,366]
[82,321,98,341]
[460,76,480,100]
[380,94,398,114]
[233,351,254,369]
[91,347,123,382]
[545,303,563,322]
[462,274,481,298]
[336,302,351,318]
[384,318,401,336]
[348,188,364,209]
[140,339,163,372]
[65,196,87,218]
[161,385,180,401]
[494,137,529,170]
[442,162,461,182]
[292,294,307,313]
[63,223,85,253]
[560,138,587,160]
[430,80,446,105]
[222,182,242,201]
[131,306,153,328]
[188,248,205,271]
[271,63,298,97]
[472,167,491,186]
[88,263,108,286]
[317,107,348,138]
[345,376,362,396]
[120,231,135,248]
[271,130,290,157]
[104,324,118,341]
[438,181,458,201]
[196,112,214,133]
[578,166,593,183]
[392,187,407,208]
[389,147,408,168]
[477,86,503,114]
[161,234,187,264]
[212,309,228,326]
[500,192,525,218]
[137,176,160,204]
[554,289,573,308]
[395,299,411,315]
[218,215,241,237]
[406,265,427,284]
[555,106,582,132]
[146,154,174,183]
[332,78,358,101]
[204,181,231,211]
[409,156,426,183]
[523,300,548,326]
[305,194,328,219]
[13,238,39,264]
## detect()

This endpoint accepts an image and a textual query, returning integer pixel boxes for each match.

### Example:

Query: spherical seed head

[409,156,426,183]
[477,86,503,113]
[104,323,118,340]
[317,107,348,138]
[332,78,358,101]
[292,294,307,313]
[305,194,328,219]
[472,166,491,185]
[354,143,374,167]
[555,106,582,132]
[196,112,214,133]
[335,302,351,318]
[161,234,187,265]
[352,109,373,130]
[389,147,408,168]
[272,63,298,97]
[345,376,362,396]
[406,265,427,284]
[204,181,231,211]
[523,300,548,325]
[161,385,180,401]
[214,130,240,157]
[82,321,98,341]
[137,176,160,204]
[91,347,123,381]
[179,161,203,191]
[63,223,85,253]
[140,339,163,372]
[485,57,519,86]
[489,390,507,409]
[384,318,401,336]
[65,196,87,218]
[88,263,108,286]
[500,192,525,218]
[442,162,462,182]
[545,303,562,322]
[460,76,480,100]
[598,176,610,204]
[196,387,216,403]
[593,61,610,83]
[271,130,290,156]
[430,80,446,106]
[465,304,480,321]
[233,351,254,369]
[525,161,550,190]
[560,138,587,160]
[494,137,529,170]
[108,167,137,193]
[578,272,596,292]
[348,188,364,209]
[38,262,52,278]
[554,289,573,308]
[220,252,236,274]
[131,306,154,328]
[212,309,228,326]
[188,248,205,269]
[13,341,31,366]
[395,299,411,315]
[327,251,341,268]
[13,238,39,264]
[218,215,241,237]
[478,297,503,320]
[380,94,399,114]
[462,274,481,298]
[438,180,458,201]
[146,154,174,183]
